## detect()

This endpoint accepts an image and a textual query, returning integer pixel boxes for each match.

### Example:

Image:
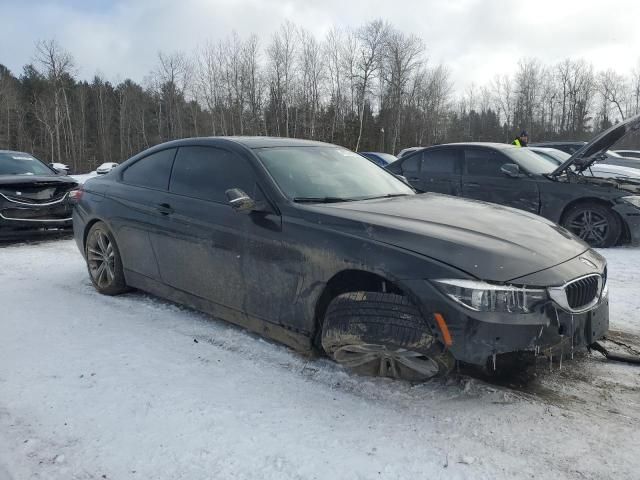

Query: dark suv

[387,115,640,248]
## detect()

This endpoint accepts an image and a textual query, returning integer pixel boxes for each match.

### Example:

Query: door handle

[465,182,480,187]
[156,203,174,215]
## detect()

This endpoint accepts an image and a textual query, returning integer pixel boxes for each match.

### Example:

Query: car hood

[552,113,640,175]
[307,194,589,283]
[565,171,640,193]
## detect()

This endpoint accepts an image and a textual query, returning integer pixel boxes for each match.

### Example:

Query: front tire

[85,222,128,295]
[561,202,621,248]
[321,292,454,382]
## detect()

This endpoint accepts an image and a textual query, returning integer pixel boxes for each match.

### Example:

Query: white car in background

[613,150,640,159]
[49,162,70,174]
[96,162,119,175]
[527,147,640,180]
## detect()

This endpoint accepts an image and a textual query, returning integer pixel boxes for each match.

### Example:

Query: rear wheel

[561,202,621,248]
[321,292,454,382]
[85,222,128,295]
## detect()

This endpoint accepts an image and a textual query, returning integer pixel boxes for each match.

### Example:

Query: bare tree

[34,39,76,165]
[598,68,629,121]
[353,19,387,151]
[266,21,297,136]
[383,29,425,153]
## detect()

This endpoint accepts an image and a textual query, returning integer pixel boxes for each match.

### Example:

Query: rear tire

[321,292,454,382]
[561,202,621,248]
[85,222,128,295]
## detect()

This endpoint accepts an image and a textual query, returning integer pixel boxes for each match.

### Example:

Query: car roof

[0,150,32,155]
[214,136,332,149]
[436,142,516,149]
[527,146,564,152]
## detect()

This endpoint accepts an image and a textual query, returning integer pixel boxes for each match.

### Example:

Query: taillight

[68,187,83,202]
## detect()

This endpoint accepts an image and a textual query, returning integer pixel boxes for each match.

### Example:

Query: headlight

[621,196,640,209]
[432,279,548,314]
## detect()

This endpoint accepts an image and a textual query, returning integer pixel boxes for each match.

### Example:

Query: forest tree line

[1,19,639,173]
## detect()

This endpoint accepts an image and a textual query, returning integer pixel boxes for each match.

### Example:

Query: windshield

[256,146,414,201]
[0,152,54,176]
[505,148,559,174]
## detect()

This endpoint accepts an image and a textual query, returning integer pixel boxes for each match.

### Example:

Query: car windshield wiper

[359,193,411,200]
[293,196,355,203]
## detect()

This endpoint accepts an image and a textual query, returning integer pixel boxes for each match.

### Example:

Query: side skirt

[125,269,313,353]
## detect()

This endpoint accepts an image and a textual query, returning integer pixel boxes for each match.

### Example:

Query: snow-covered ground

[1,239,640,480]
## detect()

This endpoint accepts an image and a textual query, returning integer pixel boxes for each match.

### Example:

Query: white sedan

[527,147,640,180]
[96,162,119,175]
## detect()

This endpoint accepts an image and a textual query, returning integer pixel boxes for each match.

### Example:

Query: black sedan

[388,115,640,248]
[73,137,608,380]
[0,150,78,238]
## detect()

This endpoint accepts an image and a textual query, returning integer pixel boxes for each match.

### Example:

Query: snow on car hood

[309,193,589,282]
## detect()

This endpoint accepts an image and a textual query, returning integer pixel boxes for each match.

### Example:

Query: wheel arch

[311,269,409,349]
[559,196,627,245]
[559,196,617,223]
[82,218,116,252]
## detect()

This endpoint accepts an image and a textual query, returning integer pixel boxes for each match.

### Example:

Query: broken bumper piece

[402,279,609,367]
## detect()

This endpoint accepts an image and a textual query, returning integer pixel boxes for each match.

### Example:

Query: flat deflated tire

[321,292,454,382]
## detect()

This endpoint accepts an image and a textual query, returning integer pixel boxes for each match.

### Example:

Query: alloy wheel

[333,344,440,379]
[87,230,116,288]
[565,209,609,247]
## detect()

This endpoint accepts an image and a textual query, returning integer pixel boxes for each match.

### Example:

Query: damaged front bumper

[0,193,73,236]
[451,299,609,366]
[403,270,609,367]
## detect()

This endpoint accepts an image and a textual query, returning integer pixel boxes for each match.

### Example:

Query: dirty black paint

[73,136,611,367]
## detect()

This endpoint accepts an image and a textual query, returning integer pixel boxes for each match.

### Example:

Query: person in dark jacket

[512,130,529,147]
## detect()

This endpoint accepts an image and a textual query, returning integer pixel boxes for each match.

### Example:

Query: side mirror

[225,188,256,214]
[500,163,521,178]
[395,174,409,184]
[54,168,68,176]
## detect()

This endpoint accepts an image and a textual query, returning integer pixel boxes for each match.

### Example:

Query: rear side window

[122,148,176,190]
[169,146,256,203]
[422,149,461,173]
[401,154,422,174]
[464,149,509,176]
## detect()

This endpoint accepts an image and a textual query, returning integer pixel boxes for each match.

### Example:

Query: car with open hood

[531,141,640,170]
[0,150,78,238]
[387,114,640,248]
[527,146,640,181]
[73,136,609,381]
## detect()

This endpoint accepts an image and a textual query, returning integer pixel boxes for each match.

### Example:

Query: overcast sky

[1,0,639,92]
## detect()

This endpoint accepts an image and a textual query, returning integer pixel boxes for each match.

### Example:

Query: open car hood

[551,113,640,176]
